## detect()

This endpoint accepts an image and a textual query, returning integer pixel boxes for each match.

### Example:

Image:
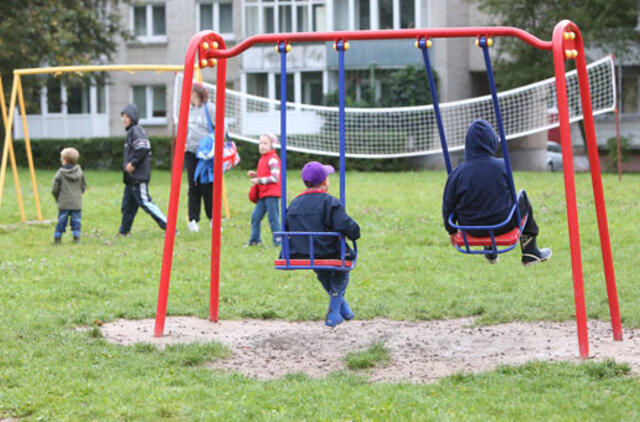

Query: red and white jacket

[256,150,281,199]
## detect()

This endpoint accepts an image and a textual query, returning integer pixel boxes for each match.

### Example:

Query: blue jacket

[284,190,360,259]
[442,119,513,234]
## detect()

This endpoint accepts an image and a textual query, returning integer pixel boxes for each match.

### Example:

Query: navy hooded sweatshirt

[121,103,152,184]
[442,119,513,234]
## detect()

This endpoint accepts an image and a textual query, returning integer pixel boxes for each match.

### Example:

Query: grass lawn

[1,168,639,420]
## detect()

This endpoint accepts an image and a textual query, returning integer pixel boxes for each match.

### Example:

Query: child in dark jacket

[119,103,167,235]
[442,119,551,265]
[247,133,281,246]
[284,161,361,326]
[52,147,86,244]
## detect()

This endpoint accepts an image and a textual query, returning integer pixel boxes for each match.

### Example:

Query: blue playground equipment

[274,39,357,271]
[417,36,528,256]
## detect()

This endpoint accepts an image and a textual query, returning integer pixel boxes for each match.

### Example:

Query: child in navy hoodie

[119,103,167,235]
[284,161,360,326]
[442,119,551,265]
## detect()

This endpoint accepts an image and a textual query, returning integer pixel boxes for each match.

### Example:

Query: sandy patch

[100,317,640,383]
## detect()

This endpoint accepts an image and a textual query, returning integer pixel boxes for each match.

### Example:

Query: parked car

[546,141,590,172]
[547,141,563,171]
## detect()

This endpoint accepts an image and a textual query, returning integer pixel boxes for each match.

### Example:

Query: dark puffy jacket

[121,103,152,184]
[284,191,360,259]
[442,119,513,234]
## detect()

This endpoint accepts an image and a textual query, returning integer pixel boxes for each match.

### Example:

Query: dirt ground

[100,317,640,383]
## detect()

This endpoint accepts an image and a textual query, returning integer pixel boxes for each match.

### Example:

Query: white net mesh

[173,56,615,159]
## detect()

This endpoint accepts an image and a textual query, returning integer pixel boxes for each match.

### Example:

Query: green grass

[344,343,391,370]
[1,168,640,420]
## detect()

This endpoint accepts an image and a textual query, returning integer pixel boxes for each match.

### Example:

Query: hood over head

[464,119,499,160]
[121,103,140,126]
[60,164,83,181]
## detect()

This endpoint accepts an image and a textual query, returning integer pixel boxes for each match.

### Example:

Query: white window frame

[130,3,167,44]
[197,1,235,41]
[131,85,167,125]
[243,0,327,37]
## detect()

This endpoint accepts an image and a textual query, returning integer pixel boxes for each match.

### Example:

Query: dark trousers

[314,269,350,297]
[119,183,167,234]
[470,194,539,237]
[54,209,81,238]
[185,151,213,222]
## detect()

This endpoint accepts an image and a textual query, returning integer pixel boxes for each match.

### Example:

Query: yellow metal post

[0,76,19,215]
[16,76,42,220]
[0,76,26,221]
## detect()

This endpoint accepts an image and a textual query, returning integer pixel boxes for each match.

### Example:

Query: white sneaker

[187,220,199,232]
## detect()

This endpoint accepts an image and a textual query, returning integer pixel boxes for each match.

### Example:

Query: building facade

[13,0,640,155]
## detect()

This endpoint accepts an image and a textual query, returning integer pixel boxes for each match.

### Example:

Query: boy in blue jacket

[284,161,360,326]
[119,103,167,235]
[442,119,551,265]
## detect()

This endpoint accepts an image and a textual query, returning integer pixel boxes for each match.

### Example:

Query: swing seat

[452,226,521,247]
[449,190,529,254]
[274,231,357,271]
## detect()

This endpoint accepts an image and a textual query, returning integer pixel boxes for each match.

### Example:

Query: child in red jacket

[247,134,281,246]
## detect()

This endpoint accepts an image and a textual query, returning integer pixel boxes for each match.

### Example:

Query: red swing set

[154,20,622,359]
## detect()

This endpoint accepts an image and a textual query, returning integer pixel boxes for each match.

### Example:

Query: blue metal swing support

[418,36,526,254]
[274,40,357,271]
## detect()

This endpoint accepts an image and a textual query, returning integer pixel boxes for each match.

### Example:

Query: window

[67,84,90,114]
[47,78,62,113]
[622,74,639,114]
[301,72,323,105]
[400,0,415,28]
[132,4,166,42]
[132,85,167,123]
[275,73,294,102]
[379,0,393,30]
[357,0,369,30]
[198,2,234,38]
[244,0,325,37]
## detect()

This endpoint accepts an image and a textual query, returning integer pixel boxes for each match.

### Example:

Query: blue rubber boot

[340,297,354,320]
[325,294,344,327]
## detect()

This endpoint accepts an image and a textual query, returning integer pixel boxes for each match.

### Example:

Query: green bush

[606,136,632,162]
[11,136,427,172]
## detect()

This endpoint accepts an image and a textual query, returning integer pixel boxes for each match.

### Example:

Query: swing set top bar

[207,26,552,59]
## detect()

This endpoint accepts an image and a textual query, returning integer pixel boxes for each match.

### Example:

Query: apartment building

[14,0,639,152]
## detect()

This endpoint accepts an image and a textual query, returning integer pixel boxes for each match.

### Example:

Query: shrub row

[10,137,427,172]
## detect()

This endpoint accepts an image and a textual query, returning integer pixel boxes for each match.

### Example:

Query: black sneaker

[522,248,552,266]
[53,237,61,245]
[521,235,552,266]
[483,246,498,264]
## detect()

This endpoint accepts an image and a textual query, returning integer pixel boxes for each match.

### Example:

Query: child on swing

[442,119,552,265]
[284,161,360,326]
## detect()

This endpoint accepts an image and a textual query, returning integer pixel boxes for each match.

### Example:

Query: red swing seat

[452,226,521,247]
[273,258,353,268]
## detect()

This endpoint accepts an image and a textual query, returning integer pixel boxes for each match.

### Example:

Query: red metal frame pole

[154,31,213,337]
[574,39,623,341]
[210,40,227,323]
[551,20,589,358]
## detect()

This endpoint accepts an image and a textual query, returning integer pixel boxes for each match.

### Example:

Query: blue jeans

[249,196,280,245]
[314,269,350,297]
[55,210,82,238]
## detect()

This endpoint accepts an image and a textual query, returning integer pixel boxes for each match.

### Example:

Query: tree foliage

[469,0,640,89]
[0,0,129,109]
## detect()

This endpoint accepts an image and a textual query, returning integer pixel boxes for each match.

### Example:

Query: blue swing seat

[449,190,529,255]
[274,231,357,271]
